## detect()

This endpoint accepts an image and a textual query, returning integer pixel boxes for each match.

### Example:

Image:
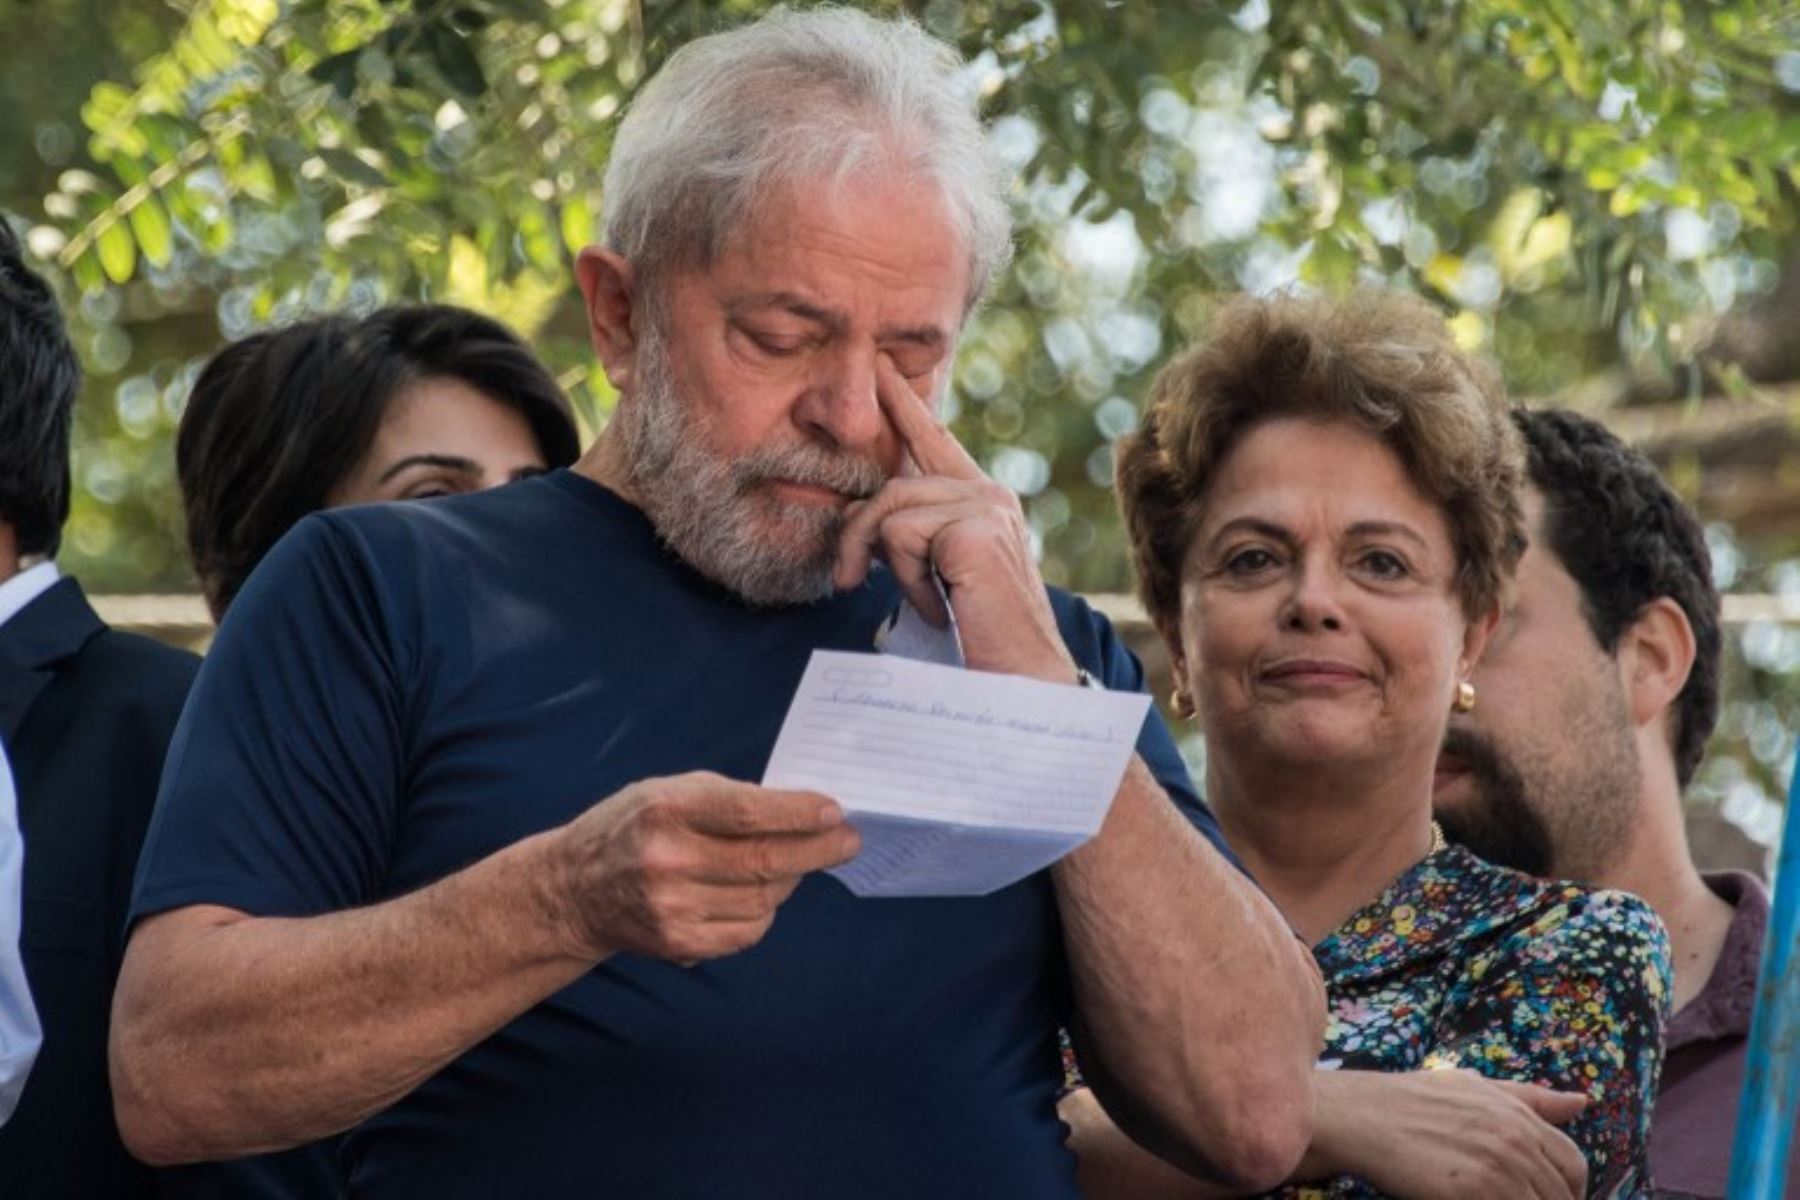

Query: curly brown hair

[1116,291,1527,640]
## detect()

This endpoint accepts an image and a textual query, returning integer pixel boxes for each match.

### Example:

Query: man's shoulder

[301,473,646,579]
[1664,870,1770,1048]
[1043,585,1101,620]
[9,602,198,782]
[1042,587,1115,655]
[12,577,198,697]
[57,624,199,726]
[77,623,201,684]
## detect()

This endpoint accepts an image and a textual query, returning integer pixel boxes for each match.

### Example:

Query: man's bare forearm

[1054,757,1325,1191]
[110,828,592,1164]
[111,775,856,1166]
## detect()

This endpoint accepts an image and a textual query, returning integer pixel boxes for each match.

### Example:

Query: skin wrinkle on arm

[1055,756,1326,1190]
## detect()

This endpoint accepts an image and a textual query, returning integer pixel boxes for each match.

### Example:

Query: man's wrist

[517,828,607,965]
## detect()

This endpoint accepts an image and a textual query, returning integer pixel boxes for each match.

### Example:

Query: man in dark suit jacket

[0,219,200,1195]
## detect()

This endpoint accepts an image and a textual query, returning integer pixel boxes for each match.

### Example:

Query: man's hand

[1308,1068,1588,1200]
[544,772,861,966]
[833,356,1076,683]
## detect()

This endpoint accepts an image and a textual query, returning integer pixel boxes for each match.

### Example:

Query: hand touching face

[832,356,1077,683]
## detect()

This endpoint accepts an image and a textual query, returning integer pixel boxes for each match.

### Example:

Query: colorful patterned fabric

[1274,844,1672,1199]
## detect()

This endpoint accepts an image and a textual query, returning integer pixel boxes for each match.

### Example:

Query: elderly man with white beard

[109,10,1323,1198]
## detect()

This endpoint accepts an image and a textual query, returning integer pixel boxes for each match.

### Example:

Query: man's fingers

[673,779,845,838]
[831,478,969,592]
[875,354,983,481]
[687,876,808,922]
[688,825,863,886]
[1492,1080,1588,1125]
[662,914,779,967]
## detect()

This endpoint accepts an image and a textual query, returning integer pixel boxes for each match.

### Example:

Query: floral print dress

[1275,843,1672,1199]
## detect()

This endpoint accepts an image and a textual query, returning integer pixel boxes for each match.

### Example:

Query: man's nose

[794,347,883,451]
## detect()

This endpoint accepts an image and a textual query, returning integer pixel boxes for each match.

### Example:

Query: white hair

[601,5,1014,310]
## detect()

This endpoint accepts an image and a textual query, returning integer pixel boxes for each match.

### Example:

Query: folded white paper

[871,574,965,668]
[762,650,1150,897]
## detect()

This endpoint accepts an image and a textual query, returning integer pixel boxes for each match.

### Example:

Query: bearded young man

[1434,407,1795,1198]
[110,11,1323,1197]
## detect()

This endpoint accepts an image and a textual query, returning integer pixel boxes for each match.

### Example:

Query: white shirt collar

[0,562,61,632]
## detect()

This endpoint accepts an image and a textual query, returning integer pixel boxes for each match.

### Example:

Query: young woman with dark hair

[177,304,581,619]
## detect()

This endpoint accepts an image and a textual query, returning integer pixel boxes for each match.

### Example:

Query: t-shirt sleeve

[1427,888,1672,1197]
[1048,591,1239,868]
[130,515,410,924]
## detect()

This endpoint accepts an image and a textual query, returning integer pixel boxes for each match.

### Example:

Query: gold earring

[1453,681,1477,713]
[1170,686,1196,721]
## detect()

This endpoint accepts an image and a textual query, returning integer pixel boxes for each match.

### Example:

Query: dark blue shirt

[133,471,1225,1199]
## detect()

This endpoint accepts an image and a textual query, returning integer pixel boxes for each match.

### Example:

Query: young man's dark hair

[177,304,581,618]
[0,220,78,559]
[1514,408,1722,786]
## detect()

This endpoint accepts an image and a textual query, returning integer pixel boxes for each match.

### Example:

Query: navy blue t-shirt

[132,471,1225,1199]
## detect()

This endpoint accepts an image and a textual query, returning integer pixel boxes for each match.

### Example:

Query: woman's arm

[1426,887,1673,1197]
[1064,1068,1587,1200]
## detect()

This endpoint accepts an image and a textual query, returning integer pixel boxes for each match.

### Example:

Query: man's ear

[1619,596,1696,729]
[575,246,640,391]
[1457,600,1502,681]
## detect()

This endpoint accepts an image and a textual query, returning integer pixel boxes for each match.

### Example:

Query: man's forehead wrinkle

[719,246,963,342]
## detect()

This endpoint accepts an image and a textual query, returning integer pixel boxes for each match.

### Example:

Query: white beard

[614,322,888,606]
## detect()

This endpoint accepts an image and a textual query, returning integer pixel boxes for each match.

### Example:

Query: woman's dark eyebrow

[1345,519,1430,550]
[1206,516,1293,549]
[377,454,481,484]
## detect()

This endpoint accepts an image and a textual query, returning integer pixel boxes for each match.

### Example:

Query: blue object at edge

[1726,738,1800,1198]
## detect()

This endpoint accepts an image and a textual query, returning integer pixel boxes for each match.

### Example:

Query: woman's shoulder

[1315,844,1669,998]
[1446,847,1665,945]
[1442,847,1672,997]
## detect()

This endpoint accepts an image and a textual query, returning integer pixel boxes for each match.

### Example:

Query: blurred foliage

[0,0,1796,849]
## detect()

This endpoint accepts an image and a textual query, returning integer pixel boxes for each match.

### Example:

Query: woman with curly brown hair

[1064,291,1670,1199]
